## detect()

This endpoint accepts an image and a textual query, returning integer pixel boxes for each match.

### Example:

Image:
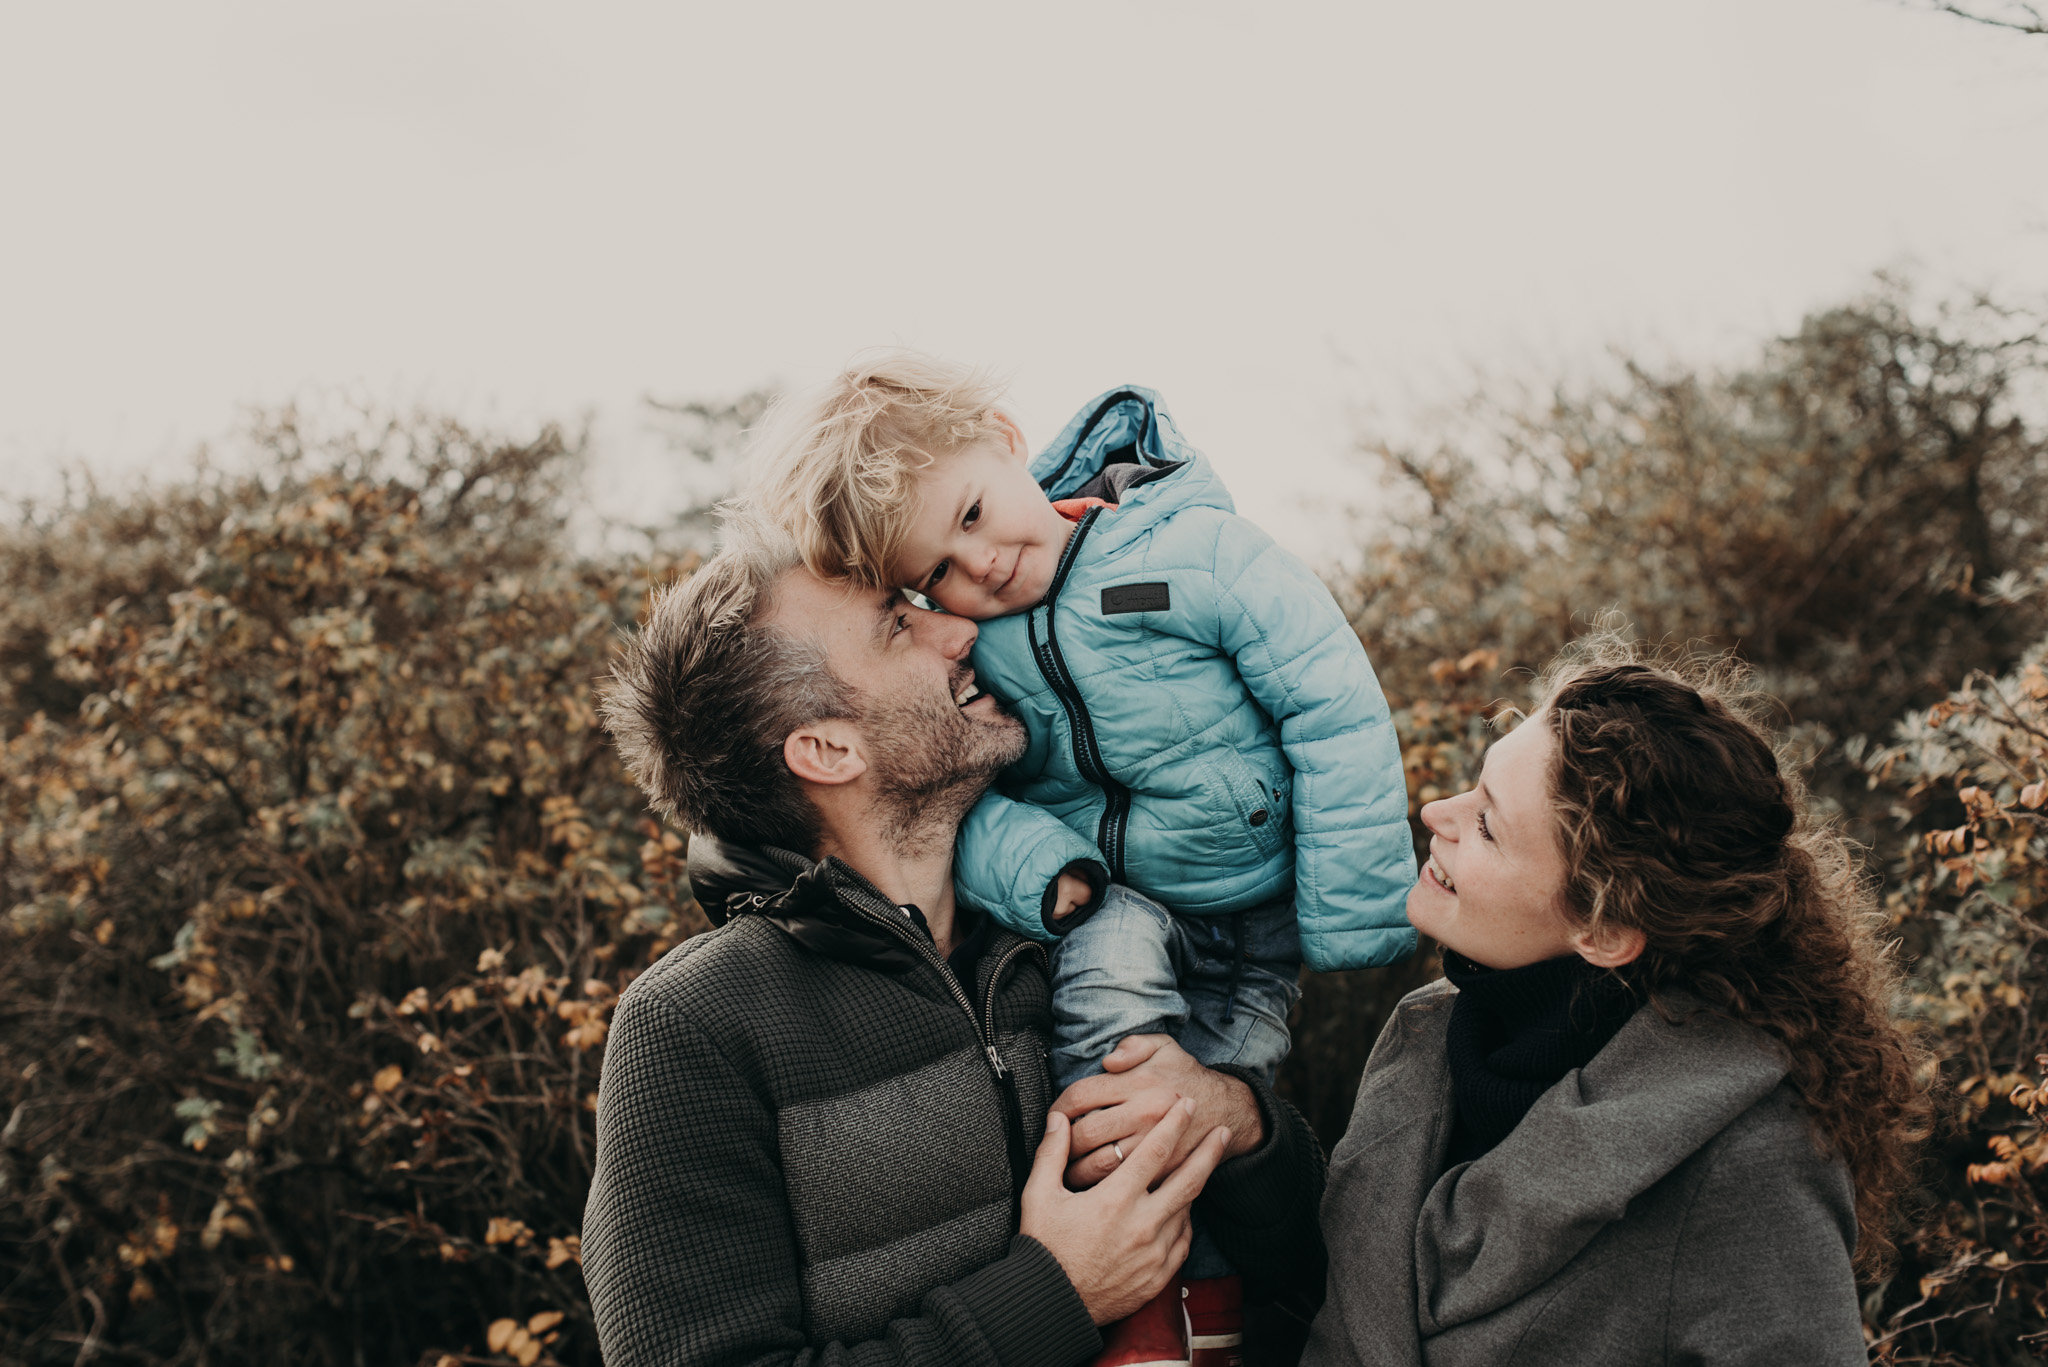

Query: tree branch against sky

[1922,0,2048,34]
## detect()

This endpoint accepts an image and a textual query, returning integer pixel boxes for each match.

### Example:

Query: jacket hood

[685,833,929,973]
[1029,387,1234,560]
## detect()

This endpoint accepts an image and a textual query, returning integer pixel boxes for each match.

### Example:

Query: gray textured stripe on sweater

[779,1044,1010,1266]
[802,1198,1017,1342]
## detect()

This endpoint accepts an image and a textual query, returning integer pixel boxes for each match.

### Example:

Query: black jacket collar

[687,832,933,974]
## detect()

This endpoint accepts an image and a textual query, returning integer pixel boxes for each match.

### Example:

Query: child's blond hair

[744,349,1010,588]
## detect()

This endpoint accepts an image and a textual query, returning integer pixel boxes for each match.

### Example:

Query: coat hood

[1029,387,1235,560]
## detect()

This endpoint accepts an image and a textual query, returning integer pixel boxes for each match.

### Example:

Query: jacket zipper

[829,874,1043,1199]
[829,869,1040,1078]
[1028,507,1132,882]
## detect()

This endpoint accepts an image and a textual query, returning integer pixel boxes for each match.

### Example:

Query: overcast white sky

[2,1,2044,555]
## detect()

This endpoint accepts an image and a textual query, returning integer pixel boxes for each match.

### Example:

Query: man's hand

[1050,871,1093,921]
[1020,1098,1229,1325]
[1053,1035,1265,1190]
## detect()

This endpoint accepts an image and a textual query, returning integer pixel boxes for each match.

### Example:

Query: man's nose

[939,610,978,658]
[910,599,977,657]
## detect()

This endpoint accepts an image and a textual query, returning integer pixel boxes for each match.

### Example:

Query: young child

[751,352,1416,1080]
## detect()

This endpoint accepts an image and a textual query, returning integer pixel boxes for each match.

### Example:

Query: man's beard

[860,677,1027,855]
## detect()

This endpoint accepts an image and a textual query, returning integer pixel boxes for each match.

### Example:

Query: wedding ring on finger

[1111,1140,1125,1165]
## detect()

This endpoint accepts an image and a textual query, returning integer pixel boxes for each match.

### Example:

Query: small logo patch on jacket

[1101,582,1170,615]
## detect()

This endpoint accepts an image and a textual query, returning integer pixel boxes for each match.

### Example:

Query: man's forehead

[763,566,897,650]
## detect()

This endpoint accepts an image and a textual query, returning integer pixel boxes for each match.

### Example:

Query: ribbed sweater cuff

[1199,1064,1319,1231]
[951,1234,1101,1367]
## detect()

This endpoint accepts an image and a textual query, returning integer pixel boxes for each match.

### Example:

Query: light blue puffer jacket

[956,388,1417,973]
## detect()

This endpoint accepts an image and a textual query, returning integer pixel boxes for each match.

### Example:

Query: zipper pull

[985,1045,1010,1082]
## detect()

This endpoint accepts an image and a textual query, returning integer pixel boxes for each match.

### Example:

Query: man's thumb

[1026,1110,1071,1189]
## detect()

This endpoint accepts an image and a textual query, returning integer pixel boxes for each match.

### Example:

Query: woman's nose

[1419,798,1451,839]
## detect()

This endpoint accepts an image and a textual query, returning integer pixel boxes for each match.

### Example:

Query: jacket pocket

[1205,749,1291,860]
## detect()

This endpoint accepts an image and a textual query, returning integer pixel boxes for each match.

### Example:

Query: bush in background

[2,282,2045,1364]
[1282,282,2048,1160]
[0,414,687,1365]
[1858,646,2048,1363]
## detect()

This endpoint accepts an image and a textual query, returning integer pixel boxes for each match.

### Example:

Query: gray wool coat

[1300,979,1868,1367]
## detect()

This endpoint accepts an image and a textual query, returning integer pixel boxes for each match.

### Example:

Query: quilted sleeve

[1205,513,1418,972]
[955,788,1109,942]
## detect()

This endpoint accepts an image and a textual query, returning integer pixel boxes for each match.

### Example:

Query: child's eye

[962,501,980,530]
[926,560,950,590]
[1477,812,1495,843]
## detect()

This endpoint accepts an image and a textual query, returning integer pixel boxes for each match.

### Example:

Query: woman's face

[1408,712,1582,970]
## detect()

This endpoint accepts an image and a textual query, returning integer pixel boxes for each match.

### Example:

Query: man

[585,518,1322,1367]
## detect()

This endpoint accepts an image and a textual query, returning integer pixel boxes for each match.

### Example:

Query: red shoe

[1182,1276,1243,1367]
[1090,1280,1190,1367]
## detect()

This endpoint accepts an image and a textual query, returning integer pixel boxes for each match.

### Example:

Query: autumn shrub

[1343,282,2048,807]
[0,412,693,1366]
[5,283,2047,1365]
[1856,646,2048,1364]
[1281,282,2048,1151]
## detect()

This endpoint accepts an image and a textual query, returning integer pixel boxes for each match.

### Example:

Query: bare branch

[1928,1,2048,35]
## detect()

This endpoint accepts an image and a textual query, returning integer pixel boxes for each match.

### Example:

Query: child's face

[893,417,1076,620]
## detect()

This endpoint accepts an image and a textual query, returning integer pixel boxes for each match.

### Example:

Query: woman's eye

[927,560,950,589]
[963,501,980,530]
[1477,812,1495,843]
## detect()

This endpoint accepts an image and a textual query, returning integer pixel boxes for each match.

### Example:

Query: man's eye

[927,560,950,589]
[963,501,980,529]
[1477,812,1494,843]
[892,613,909,636]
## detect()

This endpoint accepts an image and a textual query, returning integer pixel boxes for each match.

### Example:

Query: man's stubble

[860,685,1027,856]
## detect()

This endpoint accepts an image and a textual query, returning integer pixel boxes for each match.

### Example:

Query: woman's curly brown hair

[1534,632,1931,1278]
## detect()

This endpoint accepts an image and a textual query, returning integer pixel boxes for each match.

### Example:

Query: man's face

[764,566,1026,834]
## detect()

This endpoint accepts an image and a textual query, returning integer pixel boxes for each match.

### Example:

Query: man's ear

[1571,920,1647,970]
[990,410,1029,463]
[783,721,868,787]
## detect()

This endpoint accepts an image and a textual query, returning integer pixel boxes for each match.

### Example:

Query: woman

[1290,642,1928,1366]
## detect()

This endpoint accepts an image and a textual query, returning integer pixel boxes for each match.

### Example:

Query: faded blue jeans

[1049,883,1302,1279]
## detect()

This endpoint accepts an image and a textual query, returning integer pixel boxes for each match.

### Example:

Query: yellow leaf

[372,1065,403,1094]
[485,1217,533,1247]
[486,1318,518,1353]
[527,1310,564,1334]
